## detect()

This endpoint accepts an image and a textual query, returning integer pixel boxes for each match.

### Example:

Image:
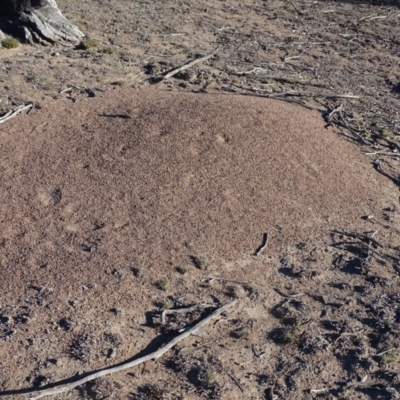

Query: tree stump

[0,0,84,45]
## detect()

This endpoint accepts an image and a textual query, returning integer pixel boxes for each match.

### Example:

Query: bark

[0,0,84,45]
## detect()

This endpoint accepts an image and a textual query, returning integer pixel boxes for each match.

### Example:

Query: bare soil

[1,1,400,400]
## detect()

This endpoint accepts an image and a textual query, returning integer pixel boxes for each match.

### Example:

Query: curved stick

[29,300,237,400]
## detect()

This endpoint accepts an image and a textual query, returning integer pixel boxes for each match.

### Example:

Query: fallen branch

[221,87,315,110]
[325,106,371,145]
[162,48,219,80]
[225,86,359,102]
[332,230,383,248]
[0,103,34,125]
[310,387,331,394]
[365,151,400,157]
[206,277,249,285]
[359,14,387,22]
[288,41,331,46]
[334,328,365,343]
[265,41,331,46]
[374,347,395,357]
[233,69,329,89]
[231,68,329,88]
[367,216,400,236]
[249,93,314,109]
[347,379,385,389]
[59,87,74,94]
[373,160,400,185]
[327,104,343,122]
[255,76,329,88]
[371,131,400,152]
[278,92,359,99]
[229,372,245,392]
[234,67,270,75]
[27,300,237,399]
[338,109,370,144]
[59,85,96,97]
[284,55,302,61]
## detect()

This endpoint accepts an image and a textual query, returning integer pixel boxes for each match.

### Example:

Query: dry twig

[221,86,315,110]
[310,387,331,394]
[206,277,249,285]
[375,347,396,357]
[284,55,302,61]
[229,373,245,392]
[162,48,219,80]
[332,230,383,248]
[265,41,331,46]
[326,107,371,145]
[232,87,359,100]
[256,76,329,88]
[313,93,359,99]
[234,67,270,75]
[232,68,327,88]
[327,104,343,121]
[347,379,384,388]
[334,328,365,343]
[367,216,400,236]
[359,14,387,22]
[274,289,304,299]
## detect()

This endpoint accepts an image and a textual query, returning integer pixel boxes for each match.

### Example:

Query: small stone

[107,348,116,358]
[59,318,76,331]
[110,307,122,316]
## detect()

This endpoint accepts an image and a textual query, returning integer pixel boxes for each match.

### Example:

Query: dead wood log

[0,0,84,45]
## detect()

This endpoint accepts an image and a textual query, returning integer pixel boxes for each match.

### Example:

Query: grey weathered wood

[25,1,84,44]
[1,0,84,45]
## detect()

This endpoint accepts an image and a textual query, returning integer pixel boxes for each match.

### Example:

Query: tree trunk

[0,0,84,45]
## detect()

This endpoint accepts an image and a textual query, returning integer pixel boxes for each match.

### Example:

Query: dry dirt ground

[1,1,400,400]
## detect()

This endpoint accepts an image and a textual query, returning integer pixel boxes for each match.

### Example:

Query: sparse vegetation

[79,38,100,49]
[160,298,174,309]
[132,384,168,400]
[1,37,20,49]
[203,371,216,386]
[102,46,115,54]
[285,327,304,344]
[156,277,169,291]
[167,354,223,398]
[381,128,395,139]
[379,352,397,366]
[272,326,303,345]
[231,326,253,340]
[67,333,95,363]
[190,255,210,270]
